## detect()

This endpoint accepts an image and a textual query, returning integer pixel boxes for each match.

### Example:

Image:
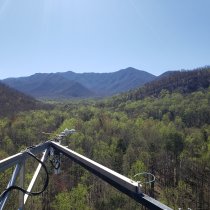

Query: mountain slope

[0,82,44,117]
[2,67,155,98]
[125,67,210,101]
[61,67,156,94]
[3,73,94,99]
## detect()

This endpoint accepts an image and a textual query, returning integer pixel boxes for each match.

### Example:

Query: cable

[134,172,156,185]
[0,150,49,202]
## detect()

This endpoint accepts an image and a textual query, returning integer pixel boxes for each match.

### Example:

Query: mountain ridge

[2,67,156,98]
[124,67,210,101]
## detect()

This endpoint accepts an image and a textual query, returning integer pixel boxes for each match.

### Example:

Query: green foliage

[1,87,210,209]
[52,184,91,210]
[130,160,147,178]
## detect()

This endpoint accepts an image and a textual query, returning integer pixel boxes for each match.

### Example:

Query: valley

[0,67,210,209]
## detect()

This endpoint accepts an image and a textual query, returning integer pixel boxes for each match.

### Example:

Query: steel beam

[51,142,172,210]
[0,142,51,172]
[0,164,22,210]
[18,161,25,210]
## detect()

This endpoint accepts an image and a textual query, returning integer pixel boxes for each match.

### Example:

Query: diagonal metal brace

[51,142,172,210]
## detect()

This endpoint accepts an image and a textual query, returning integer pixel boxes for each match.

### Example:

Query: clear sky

[0,0,210,79]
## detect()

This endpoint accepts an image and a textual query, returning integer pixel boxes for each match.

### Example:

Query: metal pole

[0,163,22,210]
[18,161,25,210]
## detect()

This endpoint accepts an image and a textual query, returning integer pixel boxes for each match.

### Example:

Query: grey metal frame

[0,142,51,210]
[0,141,172,210]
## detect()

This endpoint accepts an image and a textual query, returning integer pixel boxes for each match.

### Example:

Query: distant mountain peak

[123,67,141,70]
[2,67,156,99]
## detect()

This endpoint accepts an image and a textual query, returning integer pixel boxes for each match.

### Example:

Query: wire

[0,150,49,202]
[134,172,156,185]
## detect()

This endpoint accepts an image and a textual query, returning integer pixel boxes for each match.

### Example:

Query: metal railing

[0,131,172,210]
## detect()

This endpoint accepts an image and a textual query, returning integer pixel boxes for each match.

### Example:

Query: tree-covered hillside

[0,82,48,117]
[0,69,210,209]
[125,67,210,101]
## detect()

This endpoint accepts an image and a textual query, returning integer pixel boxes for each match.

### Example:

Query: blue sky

[0,0,210,79]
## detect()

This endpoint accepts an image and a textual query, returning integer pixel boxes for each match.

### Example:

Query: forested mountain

[60,67,156,95]
[0,82,46,117]
[124,67,210,101]
[2,67,155,98]
[2,73,94,99]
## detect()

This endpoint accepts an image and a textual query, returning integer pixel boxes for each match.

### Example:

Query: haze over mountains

[2,67,156,99]
[1,66,209,118]
[2,67,209,100]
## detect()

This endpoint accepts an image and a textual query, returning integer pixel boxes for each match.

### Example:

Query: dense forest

[124,67,210,101]
[0,68,210,209]
[0,82,50,117]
